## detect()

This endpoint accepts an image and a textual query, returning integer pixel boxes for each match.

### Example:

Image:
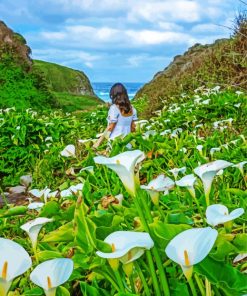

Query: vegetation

[0,21,102,112]
[0,88,246,295]
[135,13,247,116]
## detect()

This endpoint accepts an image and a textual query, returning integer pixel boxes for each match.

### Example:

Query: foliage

[0,88,246,296]
[135,12,247,117]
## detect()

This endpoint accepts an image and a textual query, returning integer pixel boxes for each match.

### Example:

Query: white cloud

[127,1,201,23]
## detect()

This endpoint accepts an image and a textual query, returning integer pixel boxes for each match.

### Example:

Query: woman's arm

[93,123,116,149]
[131,121,136,132]
[107,122,116,132]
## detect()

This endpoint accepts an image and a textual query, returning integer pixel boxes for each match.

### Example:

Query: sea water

[92,82,144,102]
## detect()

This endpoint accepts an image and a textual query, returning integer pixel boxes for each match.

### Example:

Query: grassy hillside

[34,60,104,112]
[134,14,247,116]
[0,21,103,112]
[33,60,103,112]
[34,60,95,96]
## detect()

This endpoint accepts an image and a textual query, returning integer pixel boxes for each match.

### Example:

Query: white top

[107,104,138,139]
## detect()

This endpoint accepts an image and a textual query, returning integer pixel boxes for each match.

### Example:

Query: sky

[0,0,244,82]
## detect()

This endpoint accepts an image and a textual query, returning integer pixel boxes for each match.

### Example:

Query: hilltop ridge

[134,14,247,116]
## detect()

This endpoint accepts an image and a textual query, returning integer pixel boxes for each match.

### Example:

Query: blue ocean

[92,82,144,102]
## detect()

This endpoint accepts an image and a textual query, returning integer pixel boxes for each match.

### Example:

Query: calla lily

[232,161,247,176]
[20,175,32,187]
[206,204,244,227]
[140,175,174,205]
[233,253,247,263]
[29,187,51,203]
[79,166,94,174]
[69,183,84,195]
[0,238,32,296]
[165,227,218,280]
[21,218,53,251]
[210,147,221,156]
[60,144,76,157]
[96,231,154,264]
[160,129,171,136]
[176,174,197,198]
[196,145,203,156]
[27,202,45,211]
[94,150,145,197]
[194,160,232,205]
[30,258,73,296]
[169,167,186,180]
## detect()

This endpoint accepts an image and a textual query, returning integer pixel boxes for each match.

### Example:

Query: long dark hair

[109,83,132,114]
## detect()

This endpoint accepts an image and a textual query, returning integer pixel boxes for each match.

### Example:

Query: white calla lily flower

[27,202,45,211]
[160,129,171,136]
[21,218,53,250]
[140,175,174,205]
[60,144,76,157]
[176,174,197,198]
[0,238,32,296]
[20,175,32,187]
[30,258,73,296]
[210,147,221,156]
[206,204,244,227]
[29,187,51,203]
[79,166,94,174]
[233,253,247,263]
[115,194,124,205]
[96,231,154,264]
[169,167,186,180]
[194,160,232,205]
[69,183,84,194]
[94,150,145,197]
[165,227,218,280]
[232,161,247,176]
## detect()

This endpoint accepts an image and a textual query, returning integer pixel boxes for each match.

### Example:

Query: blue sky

[0,0,244,82]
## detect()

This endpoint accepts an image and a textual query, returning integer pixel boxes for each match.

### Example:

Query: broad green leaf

[195,256,247,295]
[42,221,74,242]
[37,250,63,262]
[80,281,110,296]
[57,286,71,296]
[0,205,27,217]
[39,200,60,218]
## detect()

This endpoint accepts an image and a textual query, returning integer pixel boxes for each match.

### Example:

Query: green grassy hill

[0,21,103,112]
[134,14,247,116]
[34,60,103,112]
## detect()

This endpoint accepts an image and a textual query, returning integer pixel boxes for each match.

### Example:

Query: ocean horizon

[92,82,144,102]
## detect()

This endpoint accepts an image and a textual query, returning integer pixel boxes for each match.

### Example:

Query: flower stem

[194,274,206,296]
[135,262,151,296]
[135,192,170,296]
[188,278,198,296]
[103,166,112,195]
[132,197,161,296]
[94,268,120,291]
[205,278,212,296]
[129,275,136,294]
[114,269,125,292]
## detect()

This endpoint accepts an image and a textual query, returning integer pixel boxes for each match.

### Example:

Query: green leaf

[195,256,247,295]
[0,205,27,217]
[37,250,63,262]
[42,222,74,242]
[149,221,191,249]
[226,188,247,197]
[24,287,43,296]
[39,201,60,218]
[57,286,71,296]
[166,213,194,225]
[80,281,110,296]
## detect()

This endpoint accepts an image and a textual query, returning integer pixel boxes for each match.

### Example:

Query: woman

[93,83,138,148]
[107,83,138,139]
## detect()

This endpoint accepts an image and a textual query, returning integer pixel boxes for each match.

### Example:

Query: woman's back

[107,104,137,139]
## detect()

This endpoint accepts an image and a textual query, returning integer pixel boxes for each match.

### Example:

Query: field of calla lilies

[0,86,247,296]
